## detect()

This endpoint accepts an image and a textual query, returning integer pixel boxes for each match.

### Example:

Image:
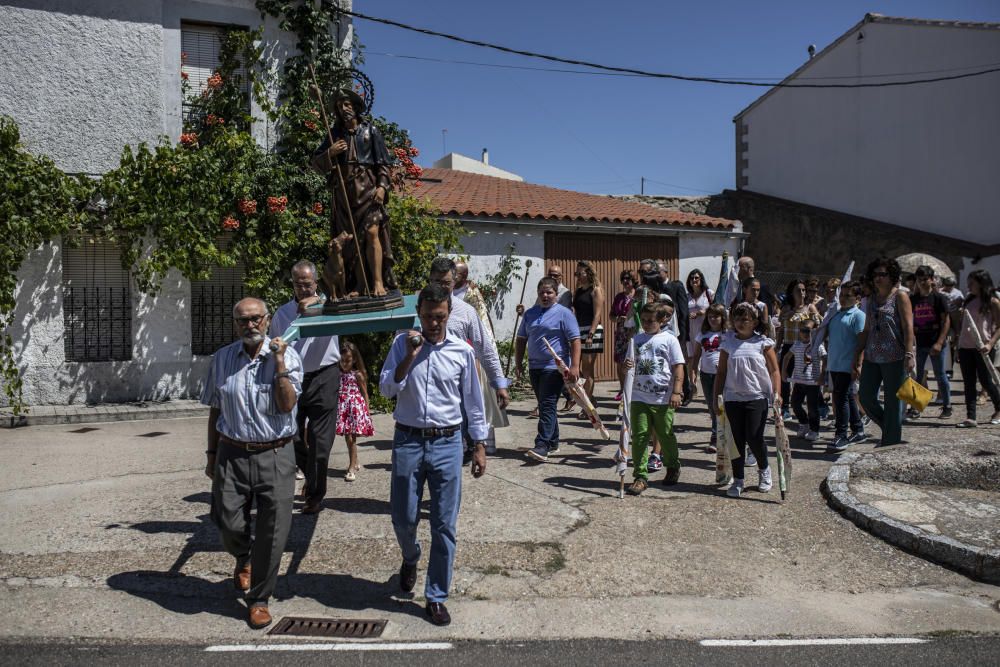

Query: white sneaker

[727,479,744,498]
[797,424,808,437]
[745,451,758,467]
[758,467,773,492]
[804,430,819,441]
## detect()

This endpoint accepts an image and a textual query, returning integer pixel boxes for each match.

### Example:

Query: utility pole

[640,176,645,195]
[442,129,447,156]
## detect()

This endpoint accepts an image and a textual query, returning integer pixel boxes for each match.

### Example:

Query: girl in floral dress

[336,340,374,481]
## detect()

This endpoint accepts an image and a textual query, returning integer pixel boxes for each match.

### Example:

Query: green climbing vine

[0,1,461,414]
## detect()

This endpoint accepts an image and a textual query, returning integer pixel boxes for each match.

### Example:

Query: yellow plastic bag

[896,376,932,412]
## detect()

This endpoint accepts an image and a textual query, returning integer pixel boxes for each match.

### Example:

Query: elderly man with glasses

[202,297,303,630]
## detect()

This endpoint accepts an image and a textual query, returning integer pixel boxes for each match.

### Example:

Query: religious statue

[311,89,399,306]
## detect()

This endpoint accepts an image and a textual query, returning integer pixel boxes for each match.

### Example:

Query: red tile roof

[415,168,737,230]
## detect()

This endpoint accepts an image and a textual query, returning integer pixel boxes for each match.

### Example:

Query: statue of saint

[311,89,397,298]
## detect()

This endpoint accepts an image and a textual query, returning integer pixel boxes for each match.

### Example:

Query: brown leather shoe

[425,602,451,626]
[301,498,323,514]
[248,605,272,629]
[234,563,251,591]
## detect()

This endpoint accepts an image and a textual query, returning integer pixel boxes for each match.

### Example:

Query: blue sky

[354,1,1000,196]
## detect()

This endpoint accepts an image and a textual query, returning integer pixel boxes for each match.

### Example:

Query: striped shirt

[790,340,825,386]
[448,295,509,389]
[200,338,304,442]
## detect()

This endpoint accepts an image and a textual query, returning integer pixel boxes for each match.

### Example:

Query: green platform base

[279,293,418,344]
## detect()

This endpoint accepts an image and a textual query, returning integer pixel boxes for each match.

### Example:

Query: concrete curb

[1,402,210,428]
[821,453,1000,585]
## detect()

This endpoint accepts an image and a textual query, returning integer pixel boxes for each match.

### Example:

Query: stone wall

[728,190,997,278]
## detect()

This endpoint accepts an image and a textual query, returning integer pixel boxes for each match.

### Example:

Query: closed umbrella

[773,406,793,500]
[542,338,611,440]
[614,339,635,498]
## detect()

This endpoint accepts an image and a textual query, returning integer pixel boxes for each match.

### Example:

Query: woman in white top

[713,302,782,499]
[955,269,1000,427]
[685,269,714,356]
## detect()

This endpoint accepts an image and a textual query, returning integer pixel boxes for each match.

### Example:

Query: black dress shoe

[400,561,417,593]
[425,602,451,626]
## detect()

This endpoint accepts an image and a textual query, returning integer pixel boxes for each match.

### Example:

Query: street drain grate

[69,427,100,433]
[268,617,387,638]
[137,431,169,438]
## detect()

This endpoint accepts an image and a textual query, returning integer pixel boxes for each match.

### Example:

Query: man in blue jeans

[379,284,489,626]
[514,277,581,463]
[910,265,952,418]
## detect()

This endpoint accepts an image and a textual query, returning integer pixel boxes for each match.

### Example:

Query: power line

[367,51,1000,83]
[336,6,1000,89]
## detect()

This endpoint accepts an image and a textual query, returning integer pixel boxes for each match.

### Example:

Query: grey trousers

[211,442,295,606]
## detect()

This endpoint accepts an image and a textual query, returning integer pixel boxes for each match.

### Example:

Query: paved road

[3,636,999,666]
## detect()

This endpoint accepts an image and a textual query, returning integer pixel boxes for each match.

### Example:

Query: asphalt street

[2,636,999,666]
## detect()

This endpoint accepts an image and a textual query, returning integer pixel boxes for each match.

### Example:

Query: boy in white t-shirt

[782,320,826,440]
[624,302,686,495]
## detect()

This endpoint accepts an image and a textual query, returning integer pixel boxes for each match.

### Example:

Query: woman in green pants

[853,257,915,446]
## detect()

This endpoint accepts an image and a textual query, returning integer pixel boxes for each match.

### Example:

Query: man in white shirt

[269,260,340,515]
[428,257,510,456]
[380,284,489,626]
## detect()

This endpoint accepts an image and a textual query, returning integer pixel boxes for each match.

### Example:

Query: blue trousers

[915,346,951,408]
[529,369,565,450]
[390,428,463,603]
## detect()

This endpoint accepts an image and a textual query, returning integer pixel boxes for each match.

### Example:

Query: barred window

[181,23,250,124]
[62,238,132,362]
[191,258,245,356]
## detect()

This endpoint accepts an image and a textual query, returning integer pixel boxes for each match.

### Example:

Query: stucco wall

[739,21,1000,245]
[678,234,742,293]
[458,222,545,343]
[0,0,166,174]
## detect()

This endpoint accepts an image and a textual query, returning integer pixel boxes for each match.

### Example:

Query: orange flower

[267,196,288,213]
[180,132,198,147]
[206,114,225,126]
[222,215,240,231]
[180,71,189,81]
[304,120,318,131]
[312,202,323,215]
[207,72,223,89]
[237,198,257,215]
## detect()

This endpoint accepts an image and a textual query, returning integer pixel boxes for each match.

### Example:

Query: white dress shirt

[379,332,489,441]
[270,298,340,373]
[448,295,509,389]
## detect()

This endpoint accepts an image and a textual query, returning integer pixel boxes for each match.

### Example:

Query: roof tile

[416,168,736,230]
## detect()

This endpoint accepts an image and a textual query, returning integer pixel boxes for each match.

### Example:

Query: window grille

[62,238,132,362]
[191,249,245,356]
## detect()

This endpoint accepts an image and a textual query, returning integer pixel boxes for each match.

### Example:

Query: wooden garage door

[546,232,679,381]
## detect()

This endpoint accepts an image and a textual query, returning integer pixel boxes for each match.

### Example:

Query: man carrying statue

[311,89,398,299]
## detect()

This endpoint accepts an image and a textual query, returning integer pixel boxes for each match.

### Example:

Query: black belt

[395,423,462,438]
[220,435,292,452]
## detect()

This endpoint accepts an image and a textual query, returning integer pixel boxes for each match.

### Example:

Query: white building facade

[1,0,351,406]
[734,13,1000,276]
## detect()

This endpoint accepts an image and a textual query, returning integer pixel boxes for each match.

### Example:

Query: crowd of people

[199,252,1000,628]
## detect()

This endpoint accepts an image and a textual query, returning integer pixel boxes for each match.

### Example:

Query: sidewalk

[1,383,998,644]
[1,399,208,428]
